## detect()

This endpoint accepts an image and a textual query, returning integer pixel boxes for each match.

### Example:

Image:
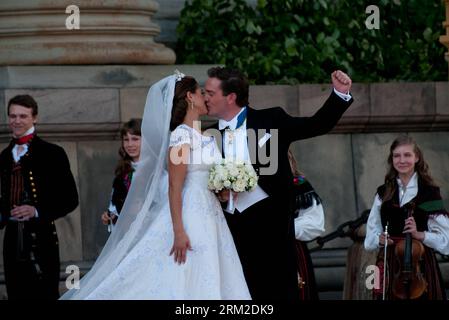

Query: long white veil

[61,74,177,299]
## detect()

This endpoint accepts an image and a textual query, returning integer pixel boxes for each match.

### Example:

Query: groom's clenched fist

[331,70,352,94]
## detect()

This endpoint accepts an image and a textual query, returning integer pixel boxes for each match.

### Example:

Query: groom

[205,67,353,300]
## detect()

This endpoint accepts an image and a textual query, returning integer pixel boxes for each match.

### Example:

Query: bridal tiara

[174,69,185,82]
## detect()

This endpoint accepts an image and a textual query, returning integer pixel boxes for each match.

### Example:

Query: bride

[61,73,251,299]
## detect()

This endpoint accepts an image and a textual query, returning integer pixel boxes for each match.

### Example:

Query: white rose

[229,168,239,177]
[215,170,226,180]
[217,166,228,175]
[248,178,256,190]
[232,179,246,192]
[213,179,223,190]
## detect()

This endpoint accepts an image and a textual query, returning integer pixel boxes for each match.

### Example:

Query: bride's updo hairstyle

[170,76,199,131]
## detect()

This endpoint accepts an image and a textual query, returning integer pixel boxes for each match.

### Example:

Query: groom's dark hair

[207,67,249,108]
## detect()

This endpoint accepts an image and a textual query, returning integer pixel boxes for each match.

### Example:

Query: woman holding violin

[364,135,449,300]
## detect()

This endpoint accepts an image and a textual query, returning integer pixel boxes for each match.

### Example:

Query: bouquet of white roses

[208,159,258,212]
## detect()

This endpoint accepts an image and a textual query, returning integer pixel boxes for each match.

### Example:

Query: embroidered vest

[377,179,447,237]
[10,162,26,209]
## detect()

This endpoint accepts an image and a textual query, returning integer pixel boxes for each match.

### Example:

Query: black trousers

[3,220,60,300]
[224,197,299,301]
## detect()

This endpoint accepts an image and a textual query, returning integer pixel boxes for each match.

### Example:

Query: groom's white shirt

[219,107,269,213]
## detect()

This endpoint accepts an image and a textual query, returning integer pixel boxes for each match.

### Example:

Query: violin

[392,204,427,299]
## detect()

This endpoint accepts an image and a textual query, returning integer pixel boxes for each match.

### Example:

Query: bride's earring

[189,101,194,110]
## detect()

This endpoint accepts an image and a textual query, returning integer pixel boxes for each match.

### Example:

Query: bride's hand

[217,189,238,202]
[170,231,192,264]
[217,189,229,202]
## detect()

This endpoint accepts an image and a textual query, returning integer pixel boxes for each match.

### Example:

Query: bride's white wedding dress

[80,124,251,300]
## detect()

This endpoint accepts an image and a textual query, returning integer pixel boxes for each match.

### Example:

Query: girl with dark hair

[101,118,142,229]
[364,135,449,300]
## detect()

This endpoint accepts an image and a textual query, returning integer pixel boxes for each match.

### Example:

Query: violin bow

[382,223,389,300]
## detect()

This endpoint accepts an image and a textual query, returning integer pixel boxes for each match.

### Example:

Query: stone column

[0,0,175,65]
[441,0,449,74]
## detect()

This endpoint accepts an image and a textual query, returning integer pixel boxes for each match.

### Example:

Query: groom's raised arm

[279,70,354,143]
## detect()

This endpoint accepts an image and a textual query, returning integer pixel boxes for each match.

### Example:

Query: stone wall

[0,65,448,299]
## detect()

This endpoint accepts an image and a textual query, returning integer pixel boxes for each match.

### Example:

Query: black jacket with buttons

[0,135,79,299]
[0,135,79,228]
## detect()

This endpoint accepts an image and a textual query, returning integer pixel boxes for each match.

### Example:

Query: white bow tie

[218,119,236,130]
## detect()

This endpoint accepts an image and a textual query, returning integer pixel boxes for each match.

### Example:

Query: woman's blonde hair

[382,135,436,203]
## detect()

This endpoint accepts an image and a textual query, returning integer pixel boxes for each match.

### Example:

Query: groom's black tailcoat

[214,91,353,300]
[0,136,79,300]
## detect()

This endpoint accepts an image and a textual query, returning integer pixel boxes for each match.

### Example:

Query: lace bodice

[169,124,222,174]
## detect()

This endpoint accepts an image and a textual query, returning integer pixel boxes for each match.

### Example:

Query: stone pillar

[0,0,175,65]
[441,0,449,74]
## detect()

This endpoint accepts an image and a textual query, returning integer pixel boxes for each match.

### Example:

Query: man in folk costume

[0,95,79,299]
[205,67,353,300]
